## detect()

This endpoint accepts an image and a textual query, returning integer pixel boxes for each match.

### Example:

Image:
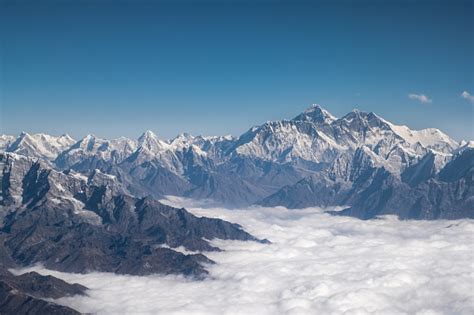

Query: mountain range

[1,104,472,220]
[1,104,472,312]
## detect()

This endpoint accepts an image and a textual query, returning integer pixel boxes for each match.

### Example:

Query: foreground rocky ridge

[0,153,266,279]
[0,152,267,314]
[0,266,86,315]
[0,244,86,315]
[1,104,472,219]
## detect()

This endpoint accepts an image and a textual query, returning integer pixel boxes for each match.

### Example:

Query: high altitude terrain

[2,105,472,219]
[1,104,472,313]
[0,148,265,313]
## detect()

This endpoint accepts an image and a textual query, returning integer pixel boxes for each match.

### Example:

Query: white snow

[6,132,76,160]
[0,135,15,151]
[387,123,458,149]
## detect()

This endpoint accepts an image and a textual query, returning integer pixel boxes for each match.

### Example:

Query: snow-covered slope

[0,135,15,151]
[138,130,169,152]
[6,132,75,160]
[229,105,458,173]
[232,120,343,164]
[453,140,474,155]
[384,121,458,152]
[55,134,137,170]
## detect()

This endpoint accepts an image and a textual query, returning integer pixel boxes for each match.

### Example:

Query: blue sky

[1,0,473,140]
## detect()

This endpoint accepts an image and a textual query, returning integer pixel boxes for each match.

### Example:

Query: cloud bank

[14,199,474,315]
[409,93,432,104]
[461,91,474,104]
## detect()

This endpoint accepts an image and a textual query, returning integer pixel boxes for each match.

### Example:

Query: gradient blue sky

[1,0,473,140]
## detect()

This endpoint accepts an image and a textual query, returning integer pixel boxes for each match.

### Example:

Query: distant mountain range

[1,104,472,219]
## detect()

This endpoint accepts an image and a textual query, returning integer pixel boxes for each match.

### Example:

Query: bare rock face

[0,283,80,315]
[0,152,267,279]
[0,268,87,299]
[260,148,474,220]
[0,266,86,315]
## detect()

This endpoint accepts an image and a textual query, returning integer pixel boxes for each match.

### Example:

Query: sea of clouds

[14,197,474,314]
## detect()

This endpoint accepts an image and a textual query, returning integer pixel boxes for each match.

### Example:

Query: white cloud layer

[409,93,432,104]
[461,91,474,104]
[14,198,474,315]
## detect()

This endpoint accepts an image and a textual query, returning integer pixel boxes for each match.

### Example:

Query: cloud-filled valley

[14,199,474,315]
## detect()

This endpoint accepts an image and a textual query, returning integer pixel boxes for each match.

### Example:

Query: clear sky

[1,0,473,141]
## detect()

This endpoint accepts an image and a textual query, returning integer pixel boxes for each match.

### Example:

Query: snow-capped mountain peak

[139,130,158,140]
[58,134,75,144]
[339,109,384,126]
[76,134,101,151]
[6,132,76,160]
[228,105,462,174]
[384,122,458,152]
[293,104,337,124]
[169,133,196,149]
[138,130,169,152]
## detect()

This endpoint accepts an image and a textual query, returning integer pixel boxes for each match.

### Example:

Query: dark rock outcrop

[260,148,474,220]
[0,266,86,315]
[0,152,267,279]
